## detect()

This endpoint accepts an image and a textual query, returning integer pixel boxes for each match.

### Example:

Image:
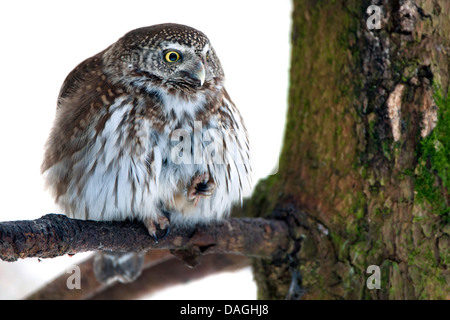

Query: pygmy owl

[41,23,251,284]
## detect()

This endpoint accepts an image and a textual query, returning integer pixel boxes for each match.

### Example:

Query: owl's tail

[93,251,145,284]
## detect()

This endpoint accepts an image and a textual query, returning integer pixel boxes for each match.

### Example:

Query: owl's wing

[57,49,109,109]
[217,89,252,201]
[42,48,112,172]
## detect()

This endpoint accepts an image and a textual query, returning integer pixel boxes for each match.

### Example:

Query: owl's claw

[187,173,216,206]
[160,225,170,240]
[145,214,170,244]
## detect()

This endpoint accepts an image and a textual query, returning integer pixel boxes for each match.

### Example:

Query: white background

[0,0,292,299]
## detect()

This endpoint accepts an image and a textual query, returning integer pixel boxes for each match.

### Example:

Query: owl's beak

[183,61,206,87]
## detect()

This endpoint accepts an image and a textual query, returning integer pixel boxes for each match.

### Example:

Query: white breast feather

[44,92,251,227]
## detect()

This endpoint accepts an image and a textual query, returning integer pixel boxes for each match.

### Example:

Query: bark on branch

[0,214,291,262]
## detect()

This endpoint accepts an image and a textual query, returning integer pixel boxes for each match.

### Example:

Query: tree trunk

[246,0,449,299]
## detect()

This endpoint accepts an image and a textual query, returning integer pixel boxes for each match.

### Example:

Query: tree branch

[0,214,291,262]
[91,253,251,300]
[25,250,174,300]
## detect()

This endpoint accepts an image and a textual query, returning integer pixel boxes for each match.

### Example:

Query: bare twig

[0,214,291,262]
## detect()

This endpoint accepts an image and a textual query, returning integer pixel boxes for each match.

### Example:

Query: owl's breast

[45,89,250,225]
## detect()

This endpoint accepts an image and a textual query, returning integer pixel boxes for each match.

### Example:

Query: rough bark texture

[246,0,449,299]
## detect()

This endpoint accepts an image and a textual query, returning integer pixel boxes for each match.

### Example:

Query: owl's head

[103,23,224,93]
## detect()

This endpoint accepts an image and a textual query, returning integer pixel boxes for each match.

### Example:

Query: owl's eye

[164,51,181,63]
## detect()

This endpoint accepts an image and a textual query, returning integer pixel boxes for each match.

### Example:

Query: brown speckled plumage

[42,23,251,284]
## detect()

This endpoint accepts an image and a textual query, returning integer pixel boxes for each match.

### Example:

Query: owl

[41,23,251,284]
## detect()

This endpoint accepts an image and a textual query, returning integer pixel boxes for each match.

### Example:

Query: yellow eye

[164,51,181,63]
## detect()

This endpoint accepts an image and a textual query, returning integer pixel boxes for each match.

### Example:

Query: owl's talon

[151,232,159,244]
[145,215,170,243]
[161,225,171,240]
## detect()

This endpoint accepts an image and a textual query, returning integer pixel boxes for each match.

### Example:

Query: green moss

[241,173,279,219]
[408,85,450,299]
[279,0,357,178]
[415,85,450,222]
[388,262,402,299]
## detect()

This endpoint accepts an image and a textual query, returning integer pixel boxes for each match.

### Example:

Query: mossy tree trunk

[246,0,449,299]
